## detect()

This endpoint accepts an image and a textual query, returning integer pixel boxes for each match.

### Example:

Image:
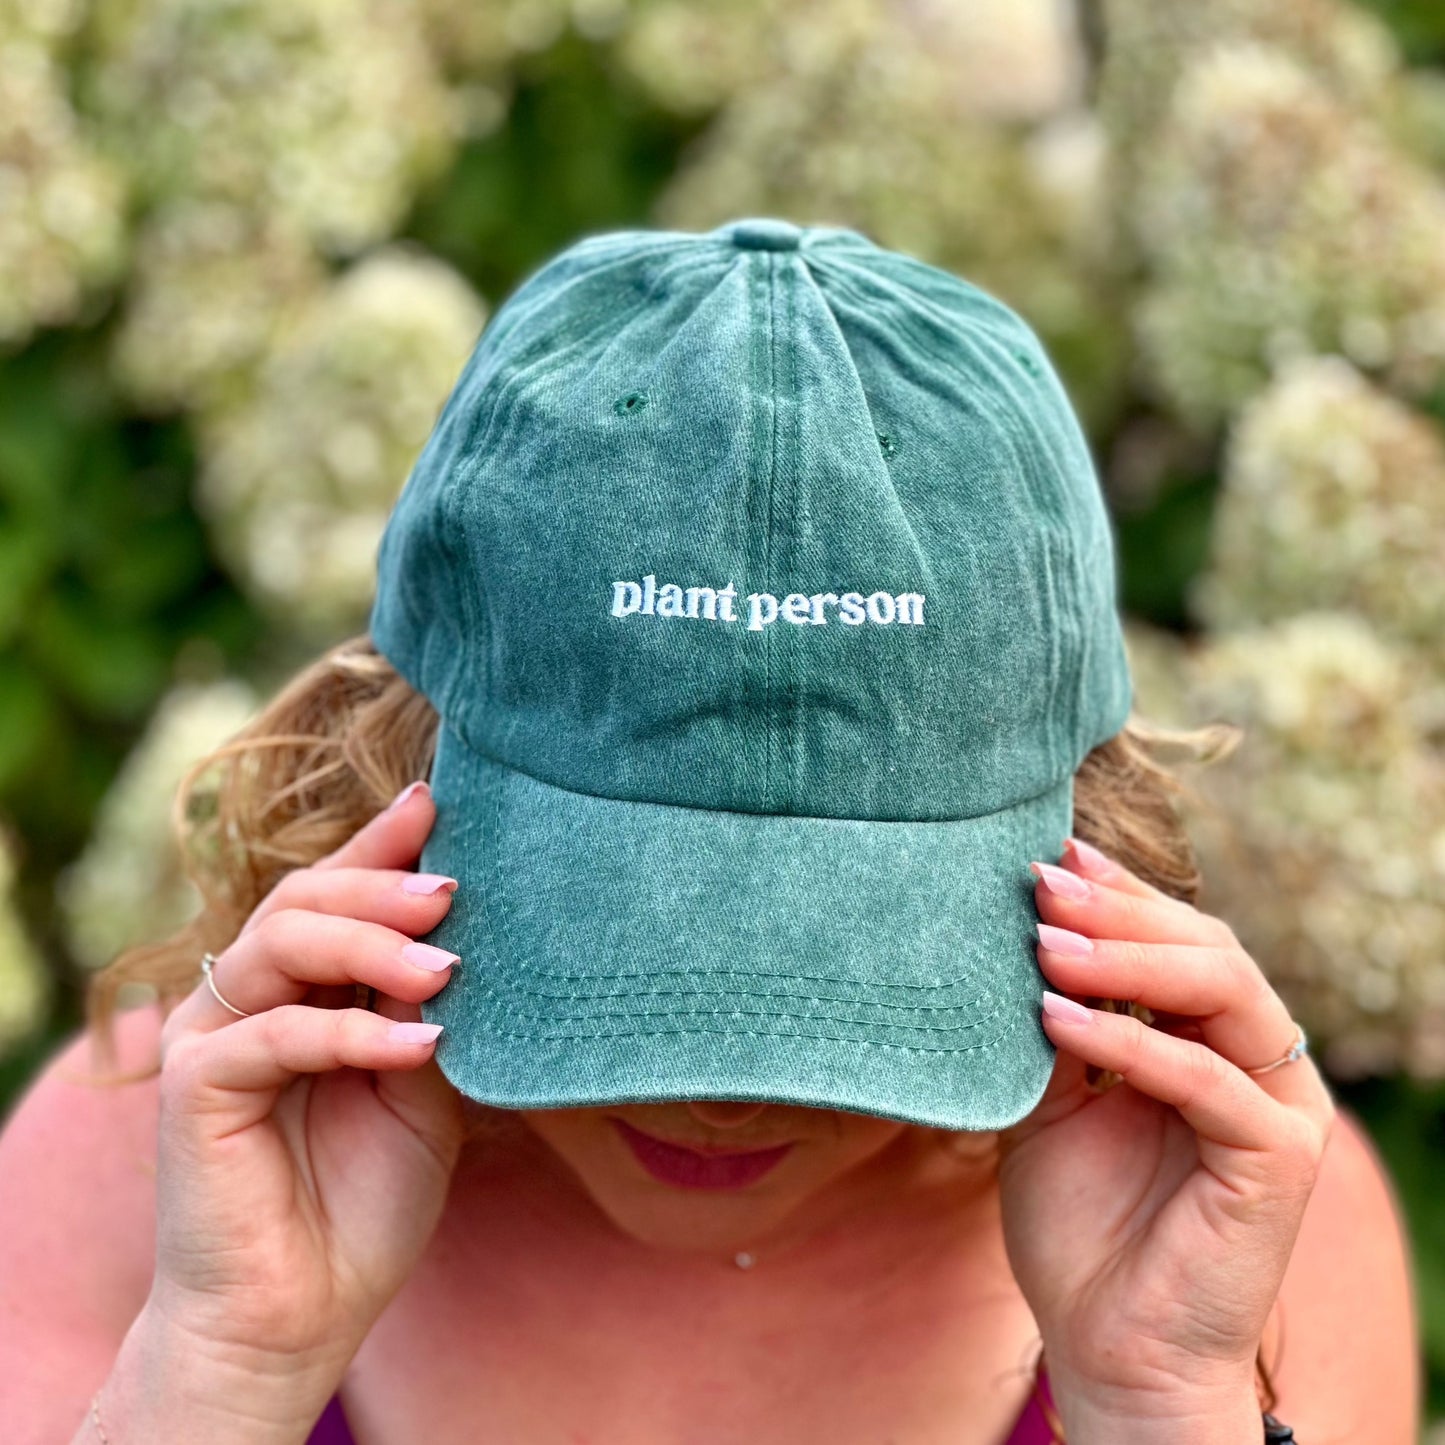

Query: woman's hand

[996,836,1337,1433]
[144,779,467,1383]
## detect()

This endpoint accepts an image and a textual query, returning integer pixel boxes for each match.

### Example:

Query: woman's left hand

[996,836,1337,1425]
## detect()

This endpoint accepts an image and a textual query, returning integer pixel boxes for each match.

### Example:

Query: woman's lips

[610,1118,794,1190]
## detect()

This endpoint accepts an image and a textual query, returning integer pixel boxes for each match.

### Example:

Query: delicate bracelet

[90,1389,111,1443]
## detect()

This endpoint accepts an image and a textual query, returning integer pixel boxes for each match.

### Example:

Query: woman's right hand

[142,778,468,1381]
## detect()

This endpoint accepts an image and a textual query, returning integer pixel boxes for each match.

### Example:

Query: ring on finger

[200,951,252,1019]
[1242,1021,1309,1075]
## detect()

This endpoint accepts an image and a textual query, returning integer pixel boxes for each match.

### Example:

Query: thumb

[999,998,1154,1153]
[1005,1030,1091,1144]
[370,986,467,1170]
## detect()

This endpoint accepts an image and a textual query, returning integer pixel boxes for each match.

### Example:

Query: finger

[367,988,466,1162]
[173,911,459,1035]
[1061,836,1171,903]
[1034,929,1300,1082]
[1029,858,1236,949]
[240,864,459,939]
[313,778,436,873]
[1039,993,1336,1151]
[161,1005,446,1138]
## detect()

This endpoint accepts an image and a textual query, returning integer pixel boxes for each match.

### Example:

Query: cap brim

[415,721,1065,1131]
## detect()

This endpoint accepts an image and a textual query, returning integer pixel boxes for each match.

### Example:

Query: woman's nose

[684,1100,771,1129]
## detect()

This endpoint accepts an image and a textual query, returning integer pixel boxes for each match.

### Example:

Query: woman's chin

[592,1185,807,1257]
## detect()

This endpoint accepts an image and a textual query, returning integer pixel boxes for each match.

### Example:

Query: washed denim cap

[368,216,1133,1132]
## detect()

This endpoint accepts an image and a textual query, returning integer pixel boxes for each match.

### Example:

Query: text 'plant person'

[610,575,926,631]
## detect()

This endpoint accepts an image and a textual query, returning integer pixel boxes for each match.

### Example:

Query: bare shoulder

[0,1004,165,1436]
[1263,1100,1422,1443]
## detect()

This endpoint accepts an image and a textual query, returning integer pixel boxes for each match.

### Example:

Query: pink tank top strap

[1002,1358,1058,1444]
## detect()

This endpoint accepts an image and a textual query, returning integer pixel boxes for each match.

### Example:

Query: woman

[1,219,1420,1443]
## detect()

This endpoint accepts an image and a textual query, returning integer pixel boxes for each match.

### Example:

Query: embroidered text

[609,575,925,630]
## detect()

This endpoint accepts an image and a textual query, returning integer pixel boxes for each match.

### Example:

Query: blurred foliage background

[2,0,1443,1426]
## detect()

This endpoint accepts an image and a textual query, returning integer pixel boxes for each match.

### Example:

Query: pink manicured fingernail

[402,873,459,896]
[402,942,459,972]
[1030,860,1091,900]
[386,780,430,812]
[1037,923,1094,956]
[1065,836,1116,876]
[1041,991,1092,1025]
[389,1021,444,1044]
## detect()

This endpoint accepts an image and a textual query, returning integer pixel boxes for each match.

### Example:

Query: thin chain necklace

[724,1128,1001,1273]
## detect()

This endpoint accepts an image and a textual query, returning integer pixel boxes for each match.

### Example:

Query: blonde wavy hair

[82,630,1278,1435]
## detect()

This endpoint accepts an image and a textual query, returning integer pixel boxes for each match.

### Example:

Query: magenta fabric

[1005,1358,1058,1443]
[304,1361,1055,1443]
[306,1393,354,1445]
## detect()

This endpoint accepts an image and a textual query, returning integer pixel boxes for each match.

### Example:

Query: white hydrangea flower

[1131,43,1445,426]
[55,678,260,974]
[0,826,49,1054]
[1194,355,1445,664]
[1121,618,1198,729]
[1097,0,1402,184]
[645,0,1121,421]
[87,0,461,256]
[196,245,486,632]
[0,0,88,41]
[1130,613,1445,1080]
[610,0,774,115]
[111,201,325,415]
[618,0,1083,121]
[0,29,127,347]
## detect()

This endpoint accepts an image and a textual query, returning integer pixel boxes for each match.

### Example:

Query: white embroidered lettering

[866,591,896,624]
[809,592,838,625]
[608,578,924,631]
[896,592,925,625]
[747,592,779,631]
[685,585,718,620]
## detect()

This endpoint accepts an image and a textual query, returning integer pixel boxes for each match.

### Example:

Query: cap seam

[1038,528,1065,778]
[480,978,1010,1012]
[479,757,1017,1005]
[768,248,785,811]
[777,248,803,810]
[441,379,496,720]
[792,261,940,597]
[447,845,1029,1052]
[439,766,1035,1057]
[443,716,1074,825]
[448,1009,1021,1055]
[760,249,779,811]
[473,762,1021,1045]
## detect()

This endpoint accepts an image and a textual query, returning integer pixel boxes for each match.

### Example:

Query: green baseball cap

[369,216,1132,1131]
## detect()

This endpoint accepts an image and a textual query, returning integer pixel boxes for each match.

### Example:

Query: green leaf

[27,589,168,720]
[0,658,59,790]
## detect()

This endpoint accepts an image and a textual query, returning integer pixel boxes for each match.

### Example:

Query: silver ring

[200,951,252,1018]
[1244,1022,1308,1075]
